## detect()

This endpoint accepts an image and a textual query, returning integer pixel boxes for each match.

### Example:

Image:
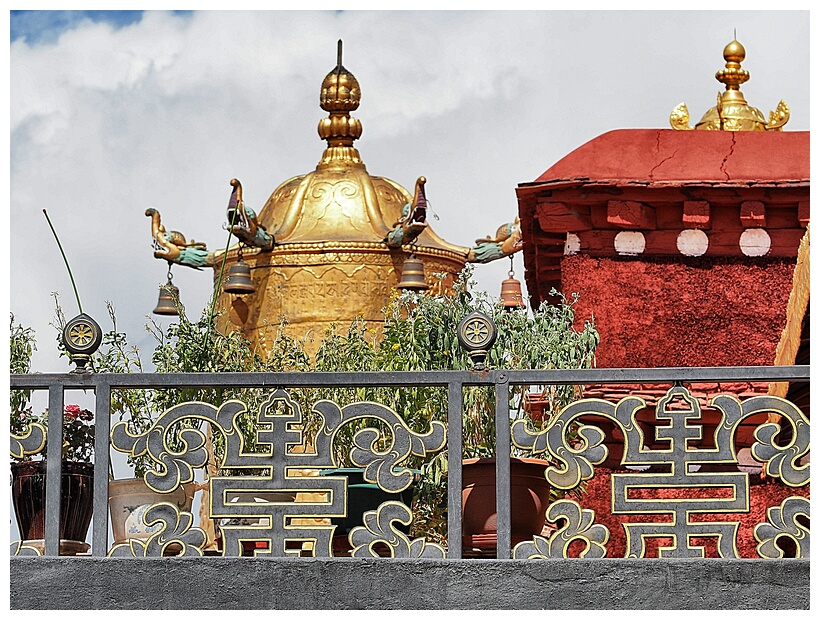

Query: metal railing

[9,365,810,559]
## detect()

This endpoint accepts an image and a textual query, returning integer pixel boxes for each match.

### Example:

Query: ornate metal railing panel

[107,388,446,558]
[511,385,810,559]
[9,365,809,560]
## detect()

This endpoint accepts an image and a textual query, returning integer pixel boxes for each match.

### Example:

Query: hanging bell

[153,282,180,316]
[397,254,429,292]
[224,259,256,295]
[500,269,526,309]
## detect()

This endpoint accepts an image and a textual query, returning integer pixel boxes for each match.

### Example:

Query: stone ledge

[10,557,809,610]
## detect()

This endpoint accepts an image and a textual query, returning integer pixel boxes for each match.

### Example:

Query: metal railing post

[495,373,511,559]
[447,379,464,559]
[92,381,111,556]
[44,384,65,556]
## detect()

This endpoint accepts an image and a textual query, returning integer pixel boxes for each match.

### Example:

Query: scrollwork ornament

[348,501,445,558]
[512,397,630,490]
[315,399,446,493]
[513,499,609,559]
[712,394,810,487]
[754,496,810,559]
[108,503,206,557]
[10,541,42,556]
[111,401,226,493]
[10,421,46,460]
[111,390,445,557]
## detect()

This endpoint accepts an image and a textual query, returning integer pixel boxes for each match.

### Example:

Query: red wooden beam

[606,200,656,229]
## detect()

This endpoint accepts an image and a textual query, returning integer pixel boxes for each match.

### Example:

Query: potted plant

[376,267,599,553]
[10,314,95,554]
[303,319,424,555]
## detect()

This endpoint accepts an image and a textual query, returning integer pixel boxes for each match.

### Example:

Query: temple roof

[521,129,809,189]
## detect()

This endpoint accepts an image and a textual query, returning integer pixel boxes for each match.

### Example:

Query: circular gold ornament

[62,313,102,356]
[457,311,497,369]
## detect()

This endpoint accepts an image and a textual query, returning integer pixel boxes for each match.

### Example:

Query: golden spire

[670,38,789,131]
[317,40,364,168]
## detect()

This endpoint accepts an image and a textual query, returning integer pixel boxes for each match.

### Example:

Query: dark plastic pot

[10,460,94,544]
[320,468,417,553]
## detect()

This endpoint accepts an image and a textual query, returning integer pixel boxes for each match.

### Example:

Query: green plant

[371,267,598,542]
[376,267,598,454]
[11,313,96,464]
[9,314,36,439]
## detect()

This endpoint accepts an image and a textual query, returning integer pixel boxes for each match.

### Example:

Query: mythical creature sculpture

[226,178,275,251]
[467,216,523,263]
[385,176,428,248]
[146,208,213,269]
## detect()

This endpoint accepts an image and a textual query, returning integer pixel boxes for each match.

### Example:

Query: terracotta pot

[108,477,194,545]
[10,460,94,545]
[461,457,551,551]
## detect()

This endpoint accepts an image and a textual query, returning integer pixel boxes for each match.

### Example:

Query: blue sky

[10,10,190,44]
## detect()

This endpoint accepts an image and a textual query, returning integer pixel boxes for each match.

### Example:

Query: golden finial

[317,40,364,167]
[670,38,789,131]
[714,38,750,92]
[320,40,361,114]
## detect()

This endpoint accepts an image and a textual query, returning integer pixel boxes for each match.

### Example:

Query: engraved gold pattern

[68,323,94,347]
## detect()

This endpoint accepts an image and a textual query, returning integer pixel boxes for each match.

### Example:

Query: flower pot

[461,457,551,553]
[10,460,94,552]
[320,467,417,555]
[108,477,195,545]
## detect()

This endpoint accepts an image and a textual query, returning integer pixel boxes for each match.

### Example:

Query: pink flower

[64,404,81,419]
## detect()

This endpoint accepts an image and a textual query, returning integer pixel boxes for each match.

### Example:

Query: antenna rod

[43,209,83,314]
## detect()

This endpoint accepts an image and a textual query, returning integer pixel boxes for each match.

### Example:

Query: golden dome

[256,41,465,254]
[670,38,789,132]
[213,41,469,356]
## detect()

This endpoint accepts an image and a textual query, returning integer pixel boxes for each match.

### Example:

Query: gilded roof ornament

[317,40,364,168]
[670,38,789,131]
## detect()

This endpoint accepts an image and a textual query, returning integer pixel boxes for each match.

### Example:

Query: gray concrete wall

[10,558,809,609]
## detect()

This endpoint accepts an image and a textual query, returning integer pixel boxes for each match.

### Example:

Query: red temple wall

[572,468,810,559]
[561,254,795,368]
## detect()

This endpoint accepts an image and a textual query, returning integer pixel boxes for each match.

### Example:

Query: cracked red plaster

[718,132,736,182]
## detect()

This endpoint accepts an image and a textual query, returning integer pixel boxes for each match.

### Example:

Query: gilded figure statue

[226,178,275,251]
[146,208,214,269]
[385,176,429,248]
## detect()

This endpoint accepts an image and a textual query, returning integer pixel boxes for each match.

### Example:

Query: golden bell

[224,259,255,295]
[500,271,525,309]
[397,254,429,292]
[153,283,180,316]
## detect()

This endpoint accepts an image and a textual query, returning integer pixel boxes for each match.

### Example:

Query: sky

[5,8,812,375]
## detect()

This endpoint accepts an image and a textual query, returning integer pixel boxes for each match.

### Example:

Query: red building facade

[515,41,809,558]
[517,128,808,370]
